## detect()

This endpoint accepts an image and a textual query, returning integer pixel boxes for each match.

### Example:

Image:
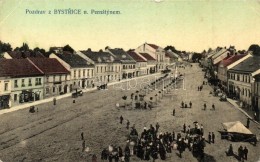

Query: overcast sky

[0,0,260,52]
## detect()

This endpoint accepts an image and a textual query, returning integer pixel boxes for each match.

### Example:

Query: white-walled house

[28,58,70,98]
[106,48,137,79]
[136,43,167,71]
[127,50,148,76]
[80,49,122,84]
[0,59,44,107]
[50,51,95,91]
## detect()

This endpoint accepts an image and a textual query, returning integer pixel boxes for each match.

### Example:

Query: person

[183,124,186,133]
[189,101,192,108]
[208,132,211,144]
[120,115,124,124]
[173,109,175,116]
[212,104,215,110]
[212,132,215,143]
[156,122,160,132]
[243,146,248,160]
[82,140,85,152]
[204,103,207,110]
[246,118,250,128]
[187,125,191,134]
[238,145,244,161]
[101,148,108,160]
[126,120,130,130]
[181,101,184,108]
[81,132,84,140]
[172,131,175,141]
[200,124,204,136]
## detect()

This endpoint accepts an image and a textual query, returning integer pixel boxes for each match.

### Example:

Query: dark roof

[139,53,156,61]
[55,51,94,68]
[147,43,159,50]
[127,50,146,62]
[80,50,121,63]
[108,48,136,63]
[7,51,45,59]
[219,54,246,67]
[229,56,260,73]
[0,59,44,77]
[28,58,70,75]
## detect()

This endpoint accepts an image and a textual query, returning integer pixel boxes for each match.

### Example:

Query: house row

[201,46,260,120]
[0,43,180,109]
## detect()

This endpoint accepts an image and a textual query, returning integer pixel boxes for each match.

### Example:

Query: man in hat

[208,132,211,144]
[212,132,215,143]
[189,101,192,108]
[126,120,130,130]
[173,109,175,116]
[212,104,215,111]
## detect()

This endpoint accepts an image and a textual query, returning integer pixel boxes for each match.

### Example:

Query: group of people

[203,103,215,111]
[181,101,192,108]
[226,144,249,161]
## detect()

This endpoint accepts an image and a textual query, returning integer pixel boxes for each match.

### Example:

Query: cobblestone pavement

[0,63,259,162]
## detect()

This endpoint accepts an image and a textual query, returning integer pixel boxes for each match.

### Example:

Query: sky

[0,0,260,52]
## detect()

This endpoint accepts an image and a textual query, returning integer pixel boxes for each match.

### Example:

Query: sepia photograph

[0,0,259,161]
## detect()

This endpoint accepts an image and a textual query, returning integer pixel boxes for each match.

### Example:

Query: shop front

[0,95,10,109]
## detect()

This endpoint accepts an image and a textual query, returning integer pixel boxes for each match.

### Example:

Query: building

[28,58,70,98]
[106,48,136,79]
[80,49,121,84]
[136,43,167,71]
[0,62,11,109]
[127,50,148,76]
[228,54,260,109]
[217,54,246,92]
[0,59,44,107]
[50,51,95,91]
[139,52,157,74]
[2,50,45,59]
[252,73,260,121]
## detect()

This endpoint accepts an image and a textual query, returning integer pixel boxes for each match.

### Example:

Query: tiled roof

[229,56,260,73]
[28,58,70,75]
[56,51,94,68]
[7,51,45,59]
[219,54,246,67]
[0,59,44,77]
[127,50,146,62]
[147,43,159,50]
[139,53,156,61]
[81,50,121,63]
[109,48,136,63]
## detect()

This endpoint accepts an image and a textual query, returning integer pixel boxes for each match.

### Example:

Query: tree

[0,41,12,53]
[207,48,212,53]
[248,44,260,56]
[20,43,29,51]
[164,45,181,54]
[63,44,74,53]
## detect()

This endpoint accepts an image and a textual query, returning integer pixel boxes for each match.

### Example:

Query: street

[0,63,259,162]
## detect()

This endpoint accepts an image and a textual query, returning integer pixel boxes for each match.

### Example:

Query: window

[28,78,32,86]
[87,69,89,77]
[248,77,250,83]
[46,76,49,83]
[237,74,240,81]
[53,87,55,93]
[22,79,25,87]
[74,70,76,78]
[53,76,56,82]
[39,78,42,85]
[4,83,8,91]
[14,94,17,101]
[46,88,49,94]
[133,65,135,69]
[78,70,81,78]
[59,75,62,82]
[101,67,103,73]
[14,80,18,88]
[65,75,67,81]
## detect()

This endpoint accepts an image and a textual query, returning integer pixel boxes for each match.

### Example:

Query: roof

[166,50,179,59]
[56,51,94,68]
[139,53,156,61]
[0,59,44,77]
[7,51,45,59]
[147,43,159,50]
[127,50,146,62]
[108,48,136,63]
[222,121,253,134]
[28,58,70,75]
[80,50,121,63]
[219,54,247,67]
[229,56,260,73]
